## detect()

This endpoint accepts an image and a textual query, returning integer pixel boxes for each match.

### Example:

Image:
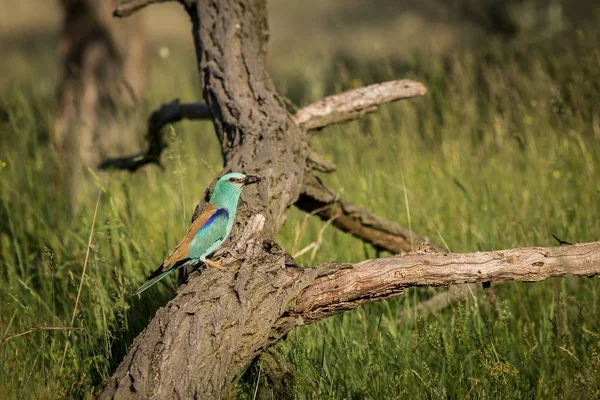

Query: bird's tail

[133,268,175,296]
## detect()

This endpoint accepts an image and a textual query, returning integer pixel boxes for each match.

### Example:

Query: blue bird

[134,172,262,295]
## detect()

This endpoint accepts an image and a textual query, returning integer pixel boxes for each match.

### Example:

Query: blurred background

[1,0,599,398]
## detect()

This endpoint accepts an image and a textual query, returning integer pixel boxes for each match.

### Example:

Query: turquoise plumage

[134,172,262,295]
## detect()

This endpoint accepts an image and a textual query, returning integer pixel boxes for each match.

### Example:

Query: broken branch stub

[293,80,427,131]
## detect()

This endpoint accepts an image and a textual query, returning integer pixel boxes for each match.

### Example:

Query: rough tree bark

[53,0,146,203]
[101,1,600,398]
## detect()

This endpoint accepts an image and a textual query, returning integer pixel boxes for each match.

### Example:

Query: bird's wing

[133,204,224,295]
[162,204,221,269]
[187,207,230,258]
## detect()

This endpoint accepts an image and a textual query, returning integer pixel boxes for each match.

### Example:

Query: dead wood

[296,174,442,253]
[293,80,427,131]
[293,242,600,321]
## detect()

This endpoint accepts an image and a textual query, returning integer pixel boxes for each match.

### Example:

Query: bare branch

[398,239,579,320]
[98,100,210,171]
[295,174,443,254]
[114,0,177,17]
[293,80,427,131]
[293,242,600,322]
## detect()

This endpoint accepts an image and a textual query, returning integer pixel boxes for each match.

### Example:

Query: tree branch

[293,242,600,322]
[293,80,427,131]
[295,174,443,254]
[114,0,178,17]
[98,99,210,172]
[399,235,581,320]
[96,79,426,171]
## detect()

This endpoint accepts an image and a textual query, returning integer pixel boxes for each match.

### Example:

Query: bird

[133,172,262,295]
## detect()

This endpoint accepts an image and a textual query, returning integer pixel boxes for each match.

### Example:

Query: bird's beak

[242,174,262,185]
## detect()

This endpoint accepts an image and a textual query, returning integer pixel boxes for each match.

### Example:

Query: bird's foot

[204,258,227,271]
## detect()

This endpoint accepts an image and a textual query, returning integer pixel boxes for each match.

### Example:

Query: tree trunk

[102,1,309,398]
[53,0,146,204]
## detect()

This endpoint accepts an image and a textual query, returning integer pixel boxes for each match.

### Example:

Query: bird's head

[218,172,262,188]
[210,172,263,207]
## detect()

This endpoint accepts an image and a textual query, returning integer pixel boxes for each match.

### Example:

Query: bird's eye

[229,178,237,183]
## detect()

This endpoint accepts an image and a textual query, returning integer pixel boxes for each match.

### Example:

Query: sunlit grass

[1,21,600,400]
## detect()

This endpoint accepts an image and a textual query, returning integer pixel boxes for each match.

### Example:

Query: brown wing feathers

[161,204,218,270]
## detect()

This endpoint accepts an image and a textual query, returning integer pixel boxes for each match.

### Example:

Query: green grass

[1,13,600,400]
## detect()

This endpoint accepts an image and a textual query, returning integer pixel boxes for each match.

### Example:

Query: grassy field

[1,1,600,398]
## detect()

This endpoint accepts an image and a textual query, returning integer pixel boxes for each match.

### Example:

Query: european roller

[134,172,262,295]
